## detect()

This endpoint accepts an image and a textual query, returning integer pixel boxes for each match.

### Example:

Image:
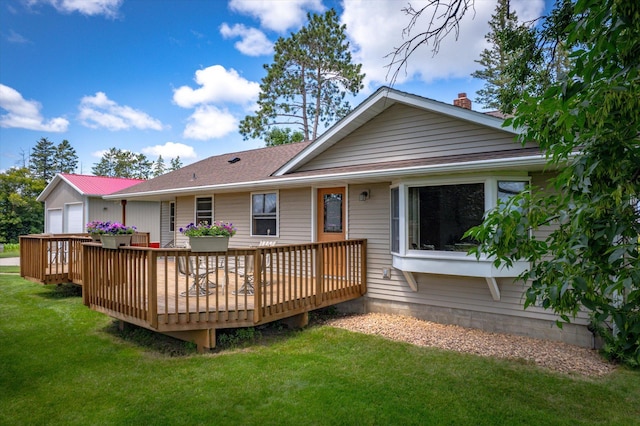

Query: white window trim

[194,196,213,225]
[391,174,531,295]
[250,190,279,237]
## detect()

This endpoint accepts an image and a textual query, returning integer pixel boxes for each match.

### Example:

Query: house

[105,87,592,347]
[37,173,161,245]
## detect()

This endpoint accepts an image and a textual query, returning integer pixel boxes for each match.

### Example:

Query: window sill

[392,252,529,300]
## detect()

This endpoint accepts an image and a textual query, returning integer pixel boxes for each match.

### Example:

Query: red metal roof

[60,174,145,195]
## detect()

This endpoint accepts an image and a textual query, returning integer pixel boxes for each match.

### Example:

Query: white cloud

[173,65,260,108]
[79,92,165,131]
[220,23,273,56]
[183,105,237,140]
[228,0,323,33]
[0,84,69,132]
[141,142,197,159]
[341,0,545,88]
[7,30,30,44]
[27,0,123,17]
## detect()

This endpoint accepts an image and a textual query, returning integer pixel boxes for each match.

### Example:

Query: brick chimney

[453,92,472,110]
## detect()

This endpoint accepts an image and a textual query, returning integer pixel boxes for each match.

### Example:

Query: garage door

[65,204,84,233]
[47,209,63,234]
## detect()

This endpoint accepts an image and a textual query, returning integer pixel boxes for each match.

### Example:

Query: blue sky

[0,0,546,173]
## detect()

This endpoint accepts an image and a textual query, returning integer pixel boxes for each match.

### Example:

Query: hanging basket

[188,236,229,252]
[101,234,132,249]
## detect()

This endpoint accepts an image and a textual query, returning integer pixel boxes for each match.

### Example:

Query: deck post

[82,244,90,306]
[147,249,158,329]
[360,239,367,295]
[253,248,263,324]
[315,244,324,306]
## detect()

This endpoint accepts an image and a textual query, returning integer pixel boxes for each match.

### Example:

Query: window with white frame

[408,183,484,251]
[252,192,277,236]
[195,197,212,225]
[169,202,175,232]
[391,178,528,254]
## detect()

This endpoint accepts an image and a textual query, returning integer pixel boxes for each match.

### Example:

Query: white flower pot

[188,236,229,252]
[101,235,132,249]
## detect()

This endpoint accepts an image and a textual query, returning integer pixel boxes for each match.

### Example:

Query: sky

[0,0,547,174]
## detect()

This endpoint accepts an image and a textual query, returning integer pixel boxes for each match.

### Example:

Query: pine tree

[29,137,57,182]
[239,9,364,142]
[92,148,152,179]
[169,156,183,171]
[55,140,78,173]
[471,0,520,112]
[153,155,166,177]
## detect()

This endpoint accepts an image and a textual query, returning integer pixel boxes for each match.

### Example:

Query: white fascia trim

[104,154,548,201]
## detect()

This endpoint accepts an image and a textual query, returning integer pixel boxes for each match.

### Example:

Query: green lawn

[1,275,639,425]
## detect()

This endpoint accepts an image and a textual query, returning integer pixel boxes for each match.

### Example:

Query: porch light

[359,190,370,201]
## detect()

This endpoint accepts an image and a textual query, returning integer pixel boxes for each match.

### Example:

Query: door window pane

[323,193,343,233]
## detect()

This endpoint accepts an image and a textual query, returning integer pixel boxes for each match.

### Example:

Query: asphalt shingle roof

[112,141,312,196]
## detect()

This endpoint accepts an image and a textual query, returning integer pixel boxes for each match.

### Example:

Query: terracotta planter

[101,234,132,249]
[188,236,229,252]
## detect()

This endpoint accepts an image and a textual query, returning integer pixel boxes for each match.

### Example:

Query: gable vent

[228,157,241,164]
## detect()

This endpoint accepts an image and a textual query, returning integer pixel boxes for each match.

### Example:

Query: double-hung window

[252,192,278,236]
[195,197,213,225]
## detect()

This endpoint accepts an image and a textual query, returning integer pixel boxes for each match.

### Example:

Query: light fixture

[359,190,370,201]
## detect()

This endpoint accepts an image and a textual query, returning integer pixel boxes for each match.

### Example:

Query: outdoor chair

[177,255,219,297]
[231,240,276,295]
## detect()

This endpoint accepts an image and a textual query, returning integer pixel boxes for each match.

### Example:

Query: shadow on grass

[103,321,199,357]
[100,312,336,357]
[37,283,83,299]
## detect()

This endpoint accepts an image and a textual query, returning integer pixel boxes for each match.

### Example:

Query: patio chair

[177,255,218,297]
[231,240,276,295]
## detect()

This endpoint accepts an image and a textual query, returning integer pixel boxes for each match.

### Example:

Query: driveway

[0,257,20,266]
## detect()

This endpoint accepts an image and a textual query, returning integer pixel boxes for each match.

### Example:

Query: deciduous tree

[0,167,45,243]
[392,0,640,365]
[92,148,152,179]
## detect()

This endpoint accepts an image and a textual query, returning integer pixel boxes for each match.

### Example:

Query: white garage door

[65,204,84,233]
[47,209,63,234]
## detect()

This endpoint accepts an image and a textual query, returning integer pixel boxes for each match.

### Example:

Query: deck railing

[19,233,150,285]
[81,240,367,332]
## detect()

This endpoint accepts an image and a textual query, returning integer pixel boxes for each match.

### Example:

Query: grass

[0,243,19,259]
[1,275,639,426]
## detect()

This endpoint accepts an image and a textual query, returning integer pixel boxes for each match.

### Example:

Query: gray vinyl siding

[175,196,195,247]
[297,104,531,172]
[125,201,161,243]
[160,201,174,247]
[176,189,313,248]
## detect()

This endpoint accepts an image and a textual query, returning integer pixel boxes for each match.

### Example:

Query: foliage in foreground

[391,0,640,367]
[2,275,640,425]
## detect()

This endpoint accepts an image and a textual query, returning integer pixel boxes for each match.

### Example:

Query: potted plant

[179,221,236,252]
[86,220,107,241]
[99,221,136,249]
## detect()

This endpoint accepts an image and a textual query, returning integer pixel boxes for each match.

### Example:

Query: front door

[317,187,346,276]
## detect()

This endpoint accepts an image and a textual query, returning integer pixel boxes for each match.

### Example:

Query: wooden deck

[20,236,367,351]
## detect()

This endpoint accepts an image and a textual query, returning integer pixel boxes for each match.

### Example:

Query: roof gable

[274,87,518,176]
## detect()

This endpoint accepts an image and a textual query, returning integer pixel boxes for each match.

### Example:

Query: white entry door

[65,204,84,233]
[47,209,63,234]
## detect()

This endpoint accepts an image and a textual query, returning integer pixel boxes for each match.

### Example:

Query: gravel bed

[323,312,616,377]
